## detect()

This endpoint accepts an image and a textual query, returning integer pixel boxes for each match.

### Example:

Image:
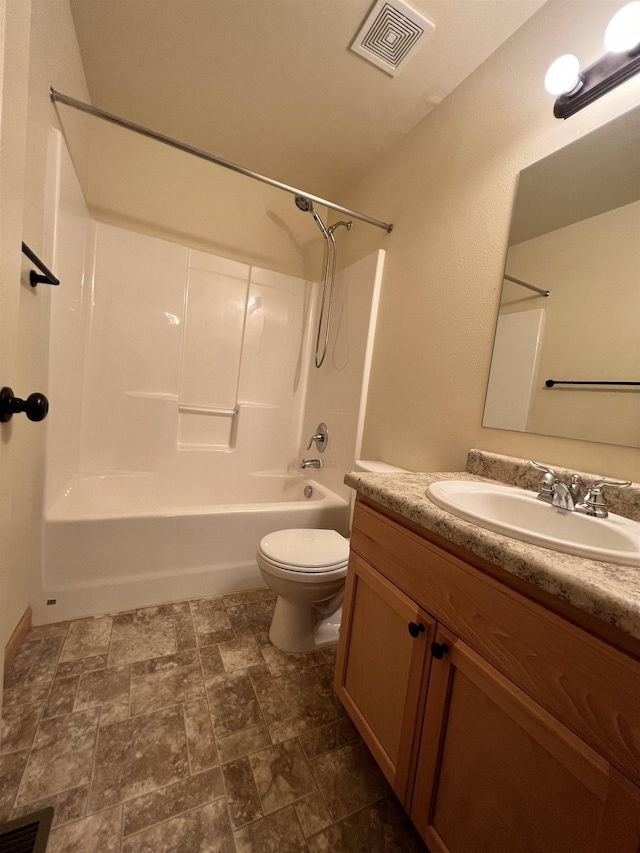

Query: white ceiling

[70,0,547,199]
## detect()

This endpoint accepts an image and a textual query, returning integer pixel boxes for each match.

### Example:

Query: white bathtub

[38,473,350,623]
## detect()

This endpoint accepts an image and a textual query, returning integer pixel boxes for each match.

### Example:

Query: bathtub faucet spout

[300,458,322,469]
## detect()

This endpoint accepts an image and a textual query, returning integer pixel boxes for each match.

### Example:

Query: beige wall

[0,0,90,653]
[0,0,31,680]
[333,0,640,482]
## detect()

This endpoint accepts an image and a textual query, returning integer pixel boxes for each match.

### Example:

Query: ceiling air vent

[350,0,435,76]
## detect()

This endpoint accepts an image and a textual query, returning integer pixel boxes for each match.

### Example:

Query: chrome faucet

[300,458,322,469]
[529,461,630,518]
[551,479,574,511]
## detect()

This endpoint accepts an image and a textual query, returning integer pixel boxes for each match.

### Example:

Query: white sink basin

[427,480,640,567]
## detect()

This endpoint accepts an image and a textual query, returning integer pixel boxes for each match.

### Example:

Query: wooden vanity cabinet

[334,497,640,853]
[333,551,435,805]
[412,627,640,853]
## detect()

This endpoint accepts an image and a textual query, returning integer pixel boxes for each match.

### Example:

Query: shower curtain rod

[50,87,394,234]
[504,274,550,297]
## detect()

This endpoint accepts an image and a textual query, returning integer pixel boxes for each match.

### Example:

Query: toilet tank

[348,459,410,529]
[354,459,410,473]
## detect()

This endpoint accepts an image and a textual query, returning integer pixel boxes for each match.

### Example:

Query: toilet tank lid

[355,459,410,473]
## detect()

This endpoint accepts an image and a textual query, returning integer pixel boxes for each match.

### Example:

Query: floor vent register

[0,808,53,853]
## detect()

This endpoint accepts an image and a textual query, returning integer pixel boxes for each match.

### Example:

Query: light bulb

[544,54,581,95]
[604,2,640,53]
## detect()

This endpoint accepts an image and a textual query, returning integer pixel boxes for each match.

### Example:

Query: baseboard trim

[5,606,32,665]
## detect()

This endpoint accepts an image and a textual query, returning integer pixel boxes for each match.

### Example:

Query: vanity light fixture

[544,54,582,96]
[546,1,640,118]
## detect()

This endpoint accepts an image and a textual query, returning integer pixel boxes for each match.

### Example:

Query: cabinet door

[334,552,435,805]
[412,628,640,853]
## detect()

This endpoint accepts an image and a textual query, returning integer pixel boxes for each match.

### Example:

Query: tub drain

[304,486,313,499]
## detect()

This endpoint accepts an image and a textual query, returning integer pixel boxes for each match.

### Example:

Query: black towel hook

[21,242,60,287]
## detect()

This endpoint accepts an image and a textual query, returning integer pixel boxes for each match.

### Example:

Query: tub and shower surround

[63,224,313,477]
[45,133,315,502]
[39,133,380,623]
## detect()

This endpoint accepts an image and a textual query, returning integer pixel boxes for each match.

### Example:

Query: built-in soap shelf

[124,391,178,400]
[179,404,238,416]
[177,408,238,450]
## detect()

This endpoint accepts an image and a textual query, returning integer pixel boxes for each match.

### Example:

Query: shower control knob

[408,622,425,638]
[0,387,49,423]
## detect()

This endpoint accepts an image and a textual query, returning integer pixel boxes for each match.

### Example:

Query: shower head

[295,195,330,240]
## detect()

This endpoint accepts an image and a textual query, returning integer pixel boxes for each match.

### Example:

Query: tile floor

[0,590,427,852]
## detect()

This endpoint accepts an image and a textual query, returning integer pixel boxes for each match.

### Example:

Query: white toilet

[256,459,408,654]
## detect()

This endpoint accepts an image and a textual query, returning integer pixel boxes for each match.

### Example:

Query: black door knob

[408,622,425,638]
[430,642,450,660]
[0,387,49,423]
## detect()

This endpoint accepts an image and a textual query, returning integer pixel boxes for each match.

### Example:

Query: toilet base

[268,592,343,654]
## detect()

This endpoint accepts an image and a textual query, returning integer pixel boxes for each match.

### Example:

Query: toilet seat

[259,554,348,574]
[258,528,349,573]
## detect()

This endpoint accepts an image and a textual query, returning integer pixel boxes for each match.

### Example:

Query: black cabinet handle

[431,641,450,660]
[408,622,425,638]
[0,387,49,423]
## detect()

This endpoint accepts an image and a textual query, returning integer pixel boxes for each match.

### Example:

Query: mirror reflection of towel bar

[545,380,640,387]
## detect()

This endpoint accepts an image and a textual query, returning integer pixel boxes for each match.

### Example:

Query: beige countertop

[344,451,640,642]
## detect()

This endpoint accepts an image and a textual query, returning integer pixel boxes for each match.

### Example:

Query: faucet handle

[306,422,328,452]
[529,460,557,479]
[529,461,557,498]
[575,478,631,518]
[591,478,631,491]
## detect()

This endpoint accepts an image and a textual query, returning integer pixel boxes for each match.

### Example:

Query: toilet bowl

[257,528,349,653]
[256,459,409,654]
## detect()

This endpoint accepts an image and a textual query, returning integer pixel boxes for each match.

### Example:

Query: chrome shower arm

[328,220,352,234]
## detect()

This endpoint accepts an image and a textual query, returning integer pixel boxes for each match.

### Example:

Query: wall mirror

[483,106,640,448]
